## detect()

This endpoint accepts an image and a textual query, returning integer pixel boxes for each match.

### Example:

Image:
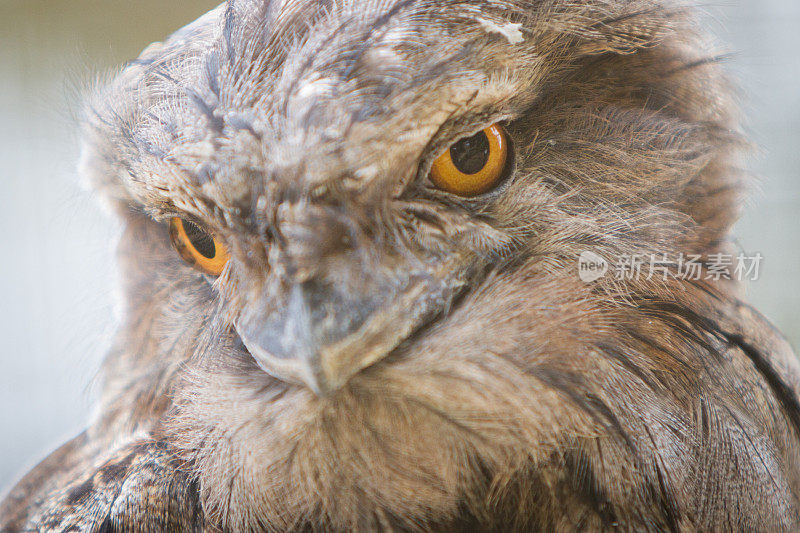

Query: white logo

[578,251,608,283]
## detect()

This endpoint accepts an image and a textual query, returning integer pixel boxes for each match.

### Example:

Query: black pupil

[182,220,216,259]
[449,130,490,175]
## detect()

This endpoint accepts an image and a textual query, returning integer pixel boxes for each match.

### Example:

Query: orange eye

[429,124,509,197]
[168,217,230,276]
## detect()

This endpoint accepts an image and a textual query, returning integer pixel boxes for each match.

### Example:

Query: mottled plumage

[3,0,800,531]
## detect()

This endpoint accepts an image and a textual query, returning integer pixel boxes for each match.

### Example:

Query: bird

[2,0,800,531]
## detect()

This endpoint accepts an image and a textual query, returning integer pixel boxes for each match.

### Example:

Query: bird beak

[234,269,460,395]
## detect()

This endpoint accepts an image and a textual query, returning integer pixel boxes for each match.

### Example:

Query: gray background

[0,1,798,487]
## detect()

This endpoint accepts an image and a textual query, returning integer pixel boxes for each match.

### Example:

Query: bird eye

[168,217,230,276]
[429,123,509,197]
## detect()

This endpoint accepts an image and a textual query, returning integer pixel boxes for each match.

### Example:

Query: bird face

[147,58,522,394]
[93,0,542,394]
[80,0,742,529]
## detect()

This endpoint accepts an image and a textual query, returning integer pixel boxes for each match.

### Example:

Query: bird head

[81,0,742,529]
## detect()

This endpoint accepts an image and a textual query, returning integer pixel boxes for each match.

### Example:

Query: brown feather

[3,1,799,531]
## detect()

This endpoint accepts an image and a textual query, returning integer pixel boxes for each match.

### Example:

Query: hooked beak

[234,271,460,395]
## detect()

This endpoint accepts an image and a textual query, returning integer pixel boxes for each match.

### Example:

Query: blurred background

[0,0,798,487]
